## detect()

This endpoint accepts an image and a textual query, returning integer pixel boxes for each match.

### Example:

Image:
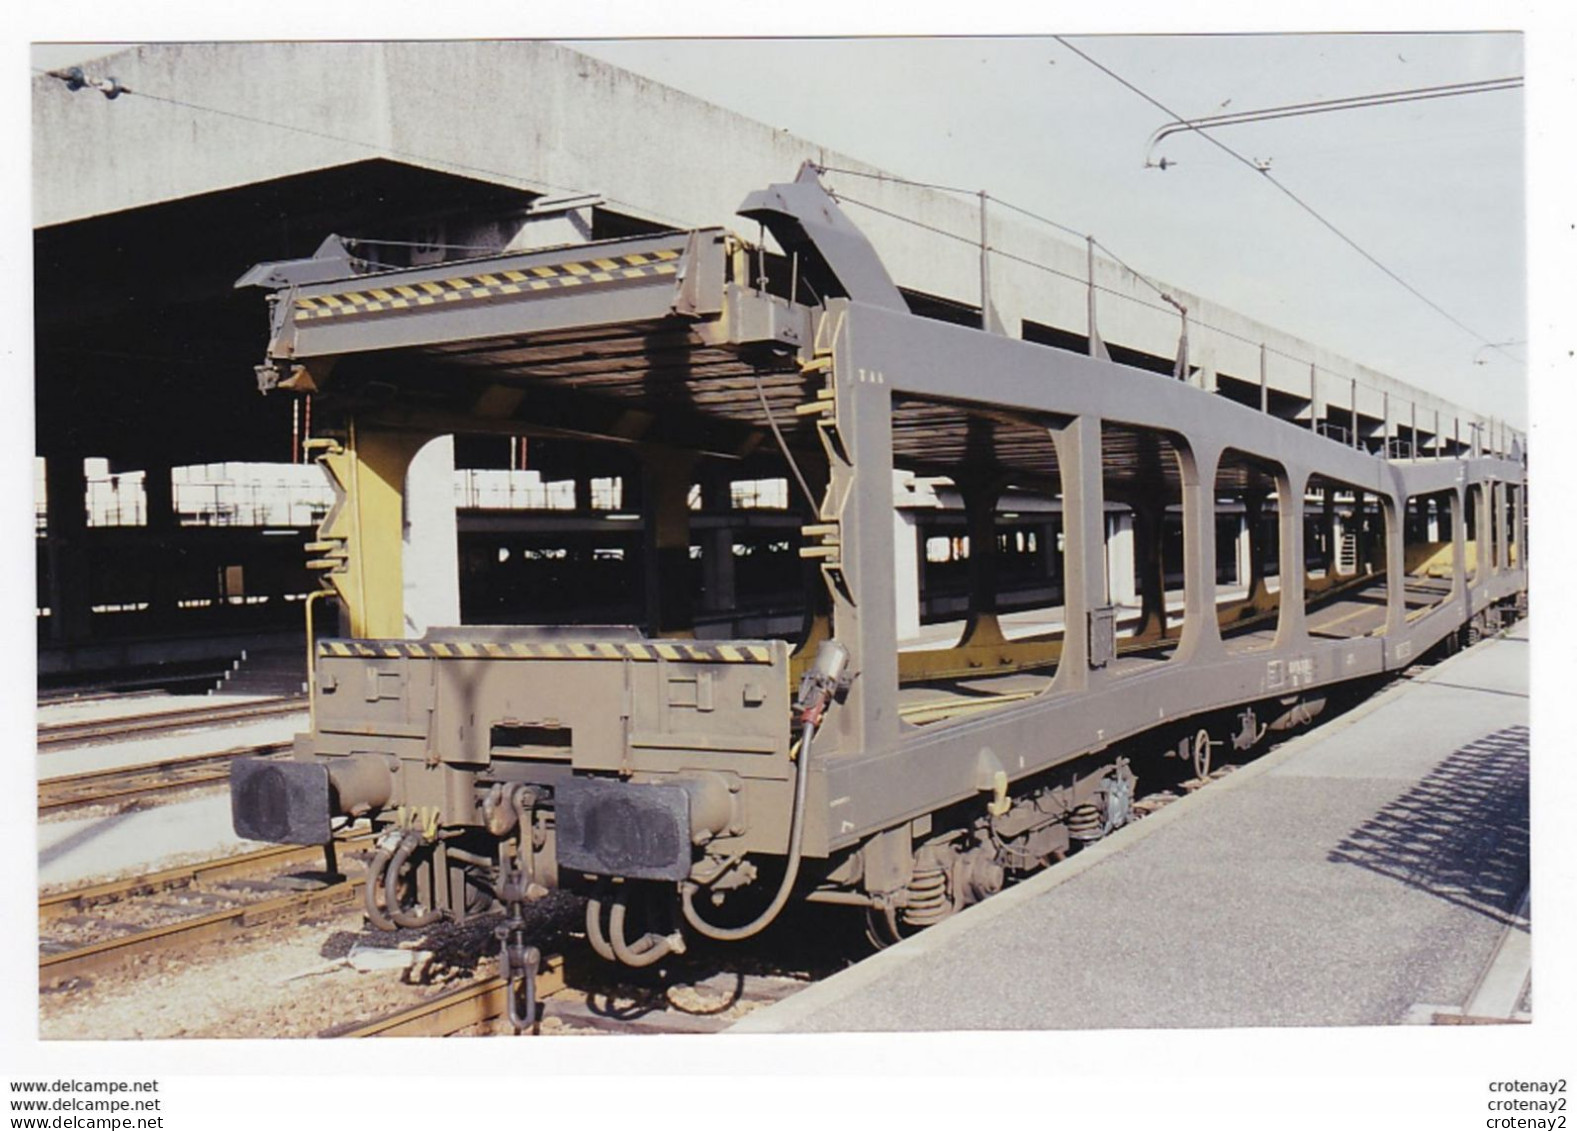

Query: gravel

[40,907,513,1040]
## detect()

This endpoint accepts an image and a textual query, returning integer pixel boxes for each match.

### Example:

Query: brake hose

[680,720,814,941]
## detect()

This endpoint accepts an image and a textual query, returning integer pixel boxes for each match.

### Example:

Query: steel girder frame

[261,230,728,367]
[804,298,1526,857]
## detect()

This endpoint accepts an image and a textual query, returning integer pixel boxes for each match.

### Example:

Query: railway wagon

[230,167,1527,1008]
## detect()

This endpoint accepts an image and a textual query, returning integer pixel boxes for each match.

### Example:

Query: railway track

[38,696,306,750]
[38,742,291,814]
[39,835,370,988]
[330,959,812,1037]
[329,972,551,1037]
[38,689,166,709]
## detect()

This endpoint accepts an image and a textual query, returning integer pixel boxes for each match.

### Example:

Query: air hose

[384,829,442,929]
[679,718,814,942]
[363,841,397,931]
[680,639,847,941]
[584,896,617,962]
[608,898,680,967]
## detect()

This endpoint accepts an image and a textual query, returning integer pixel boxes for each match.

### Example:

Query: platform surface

[734,622,1530,1032]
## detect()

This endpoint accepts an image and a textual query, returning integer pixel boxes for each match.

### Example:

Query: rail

[38,742,291,814]
[38,697,306,749]
[39,835,370,987]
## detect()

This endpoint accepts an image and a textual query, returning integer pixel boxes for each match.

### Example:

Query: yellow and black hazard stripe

[317,638,774,664]
[293,248,683,323]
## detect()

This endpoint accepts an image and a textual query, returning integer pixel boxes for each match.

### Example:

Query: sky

[573,34,1527,428]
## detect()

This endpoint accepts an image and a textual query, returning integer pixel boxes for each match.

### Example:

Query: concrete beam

[33,41,1497,447]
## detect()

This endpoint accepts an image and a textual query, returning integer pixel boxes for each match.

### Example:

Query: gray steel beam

[803,297,1523,847]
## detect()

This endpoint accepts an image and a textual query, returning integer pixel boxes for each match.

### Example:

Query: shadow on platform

[1328,725,1529,925]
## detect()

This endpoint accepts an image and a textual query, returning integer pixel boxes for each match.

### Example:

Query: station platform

[734,622,1530,1032]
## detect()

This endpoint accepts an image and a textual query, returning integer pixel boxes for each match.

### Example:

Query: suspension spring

[900,864,951,928]
[1067,802,1104,842]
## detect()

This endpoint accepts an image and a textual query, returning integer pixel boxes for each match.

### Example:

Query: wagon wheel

[1192,728,1215,780]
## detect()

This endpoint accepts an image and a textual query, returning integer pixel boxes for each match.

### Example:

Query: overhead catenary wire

[1144,76,1523,156]
[1051,36,1523,371]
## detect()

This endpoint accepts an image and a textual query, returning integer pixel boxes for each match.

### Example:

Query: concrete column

[1105,510,1136,606]
[1132,500,1168,639]
[697,464,737,617]
[1322,488,1339,576]
[1043,518,1061,591]
[1243,493,1267,600]
[1349,378,1360,449]
[1236,507,1248,586]
[893,506,921,640]
[977,190,1006,336]
[701,526,736,616]
[43,454,92,646]
[403,434,461,636]
[144,463,175,529]
[959,478,1006,644]
[639,448,698,637]
[1309,365,1319,433]
[1258,344,1269,415]
[143,462,177,628]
